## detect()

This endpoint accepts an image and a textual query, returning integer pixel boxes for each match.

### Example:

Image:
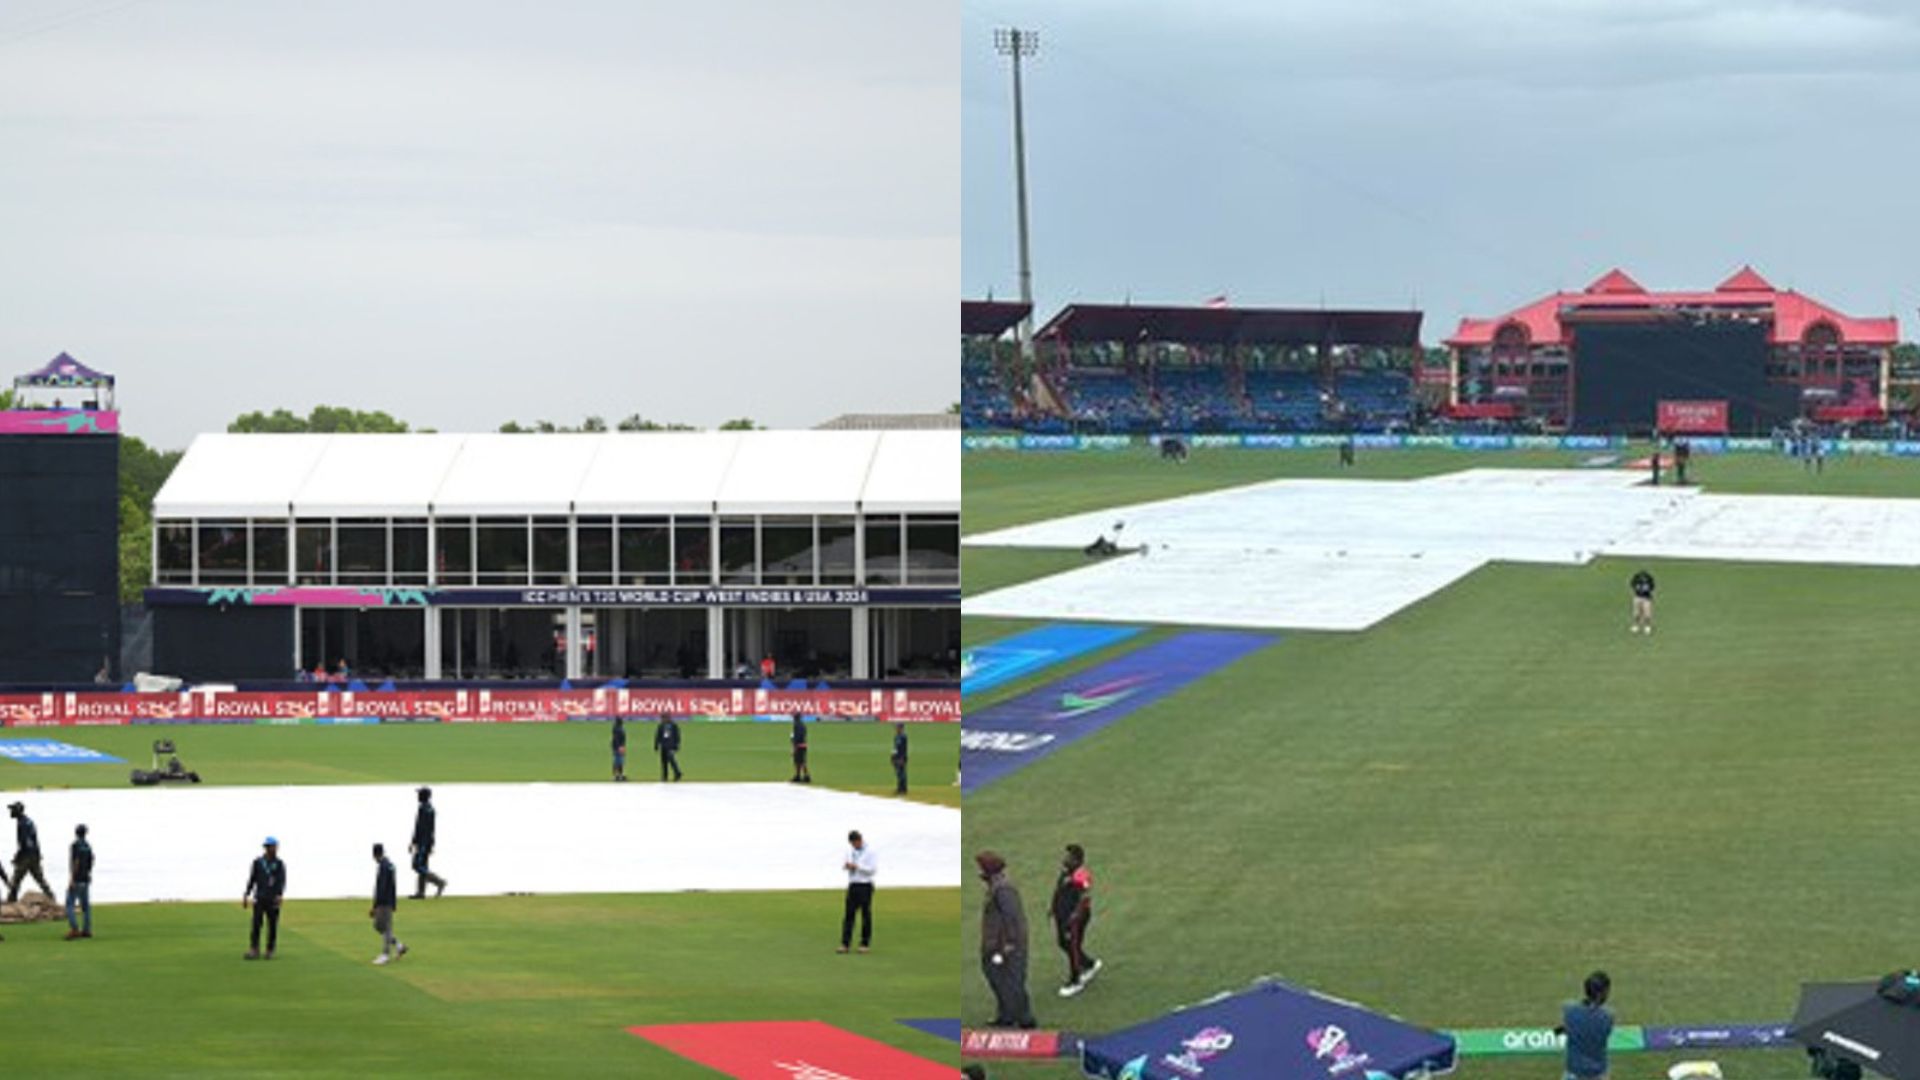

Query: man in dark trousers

[837,830,876,954]
[654,715,683,782]
[1051,843,1102,997]
[409,786,447,899]
[611,716,628,782]
[1630,568,1657,636]
[242,837,287,960]
[1674,438,1691,485]
[891,723,909,795]
[369,843,408,965]
[7,800,53,902]
[977,850,1036,1029]
[789,713,812,784]
[64,823,93,940]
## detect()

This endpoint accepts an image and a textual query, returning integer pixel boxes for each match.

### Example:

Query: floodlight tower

[994,26,1038,356]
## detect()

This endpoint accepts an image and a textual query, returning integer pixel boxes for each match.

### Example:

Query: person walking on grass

[242,837,286,960]
[7,801,53,902]
[977,850,1036,1029]
[410,786,447,899]
[891,723,909,795]
[611,715,628,782]
[837,830,876,954]
[654,715,683,782]
[369,843,408,965]
[1556,971,1614,1080]
[790,713,812,784]
[63,824,93,940]
[1051,843,1102,997]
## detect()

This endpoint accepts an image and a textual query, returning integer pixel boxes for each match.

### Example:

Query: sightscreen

[0,434,120,682]
[1571,321,1796,435]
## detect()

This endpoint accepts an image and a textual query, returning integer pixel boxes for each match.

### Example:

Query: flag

[1203,294,1229,309]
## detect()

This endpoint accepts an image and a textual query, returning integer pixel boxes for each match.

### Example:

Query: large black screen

[1572,321,1795,435]
[0,434,120,682]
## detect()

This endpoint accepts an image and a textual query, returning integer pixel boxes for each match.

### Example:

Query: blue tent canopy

[1081,980,1456,1080]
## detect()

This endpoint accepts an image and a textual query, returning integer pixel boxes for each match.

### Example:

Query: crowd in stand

[965,362,1416,435]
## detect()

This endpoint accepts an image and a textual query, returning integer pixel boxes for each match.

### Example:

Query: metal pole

[996,27,1039,355]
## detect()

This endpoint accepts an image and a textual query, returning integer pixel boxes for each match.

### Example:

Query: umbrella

[1790,981,1920,1080]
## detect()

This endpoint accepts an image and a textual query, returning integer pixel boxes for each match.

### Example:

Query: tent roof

[861,431,960,514]
[715,430,883,514]
[1037,303,1423,348]
[154,434,331,518]
[961,299,1032,338]
[154,431,957,519]
[17,351,114,387]
[572,431,743,515]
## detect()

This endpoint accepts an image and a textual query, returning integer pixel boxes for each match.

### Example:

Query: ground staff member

[789,714,812,783]
[838,830,876,953]
[7,800,53,902]
[891,723,909,795]
[242,837,287,960]
[654,716,683,782]
[64,824,93,940]
[611,716,628,781]
[977,851,1035,1029]
[410,786,447,899]
[369,843,408,965]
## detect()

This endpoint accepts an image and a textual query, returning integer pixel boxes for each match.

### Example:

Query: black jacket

[413,802,436,850]
[612,722,627,750]
[70,838,93,884]
[245,855,287,904]
[892,729,908,762]
[15,813,39,858]
[790,718,807,747]
[374,857,398,909]
[654,719,680,752]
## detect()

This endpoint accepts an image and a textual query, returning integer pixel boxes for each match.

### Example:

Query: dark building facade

[0,429,121,682]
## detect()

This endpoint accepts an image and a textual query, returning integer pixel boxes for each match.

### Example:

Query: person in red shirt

[759,654,776,680]
[1050,843,1102,997]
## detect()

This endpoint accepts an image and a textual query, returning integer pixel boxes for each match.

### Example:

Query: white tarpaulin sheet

[966,469,1920,631]
[12,782,958,904]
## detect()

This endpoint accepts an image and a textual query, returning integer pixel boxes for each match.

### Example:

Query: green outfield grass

[0,722,959,807]
[0,887,959,1077]
[961,448,1920,1079]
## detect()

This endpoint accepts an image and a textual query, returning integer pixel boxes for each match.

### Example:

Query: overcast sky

[963,0,1919,344]
[0,0,954,448]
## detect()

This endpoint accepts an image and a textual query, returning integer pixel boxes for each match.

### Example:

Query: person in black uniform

[790,713,812,784]
[7,800,53,902]
[654,715,683,782]
[1674,438,1691,485]
[409,787,447,899]
[1630,569,1657,635]
[242,837,287,959]
[1050,844,1102,997]
[890,723,909,795]
[64,823,93,940]
[611,716,628,782]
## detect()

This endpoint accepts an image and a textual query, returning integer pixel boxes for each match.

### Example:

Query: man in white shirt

[838,830,876,954]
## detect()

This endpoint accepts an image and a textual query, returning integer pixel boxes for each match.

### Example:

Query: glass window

[251,522,288,584]
[864,514,902,584]
[760,516,815,586]
[904,515,960,585]
[477,518,529,584]
[818,515,855,585]
[392,519,428,585]
[673,516,711,584]
[435,518,474,586]
[719,518,757,585]
[336,520,387,583]
[296,523,333,585]
[533,518,569,586]
[577,517,613,585]
[157,522,193,584]
[196,521,249,582]
[618,517,671,585]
